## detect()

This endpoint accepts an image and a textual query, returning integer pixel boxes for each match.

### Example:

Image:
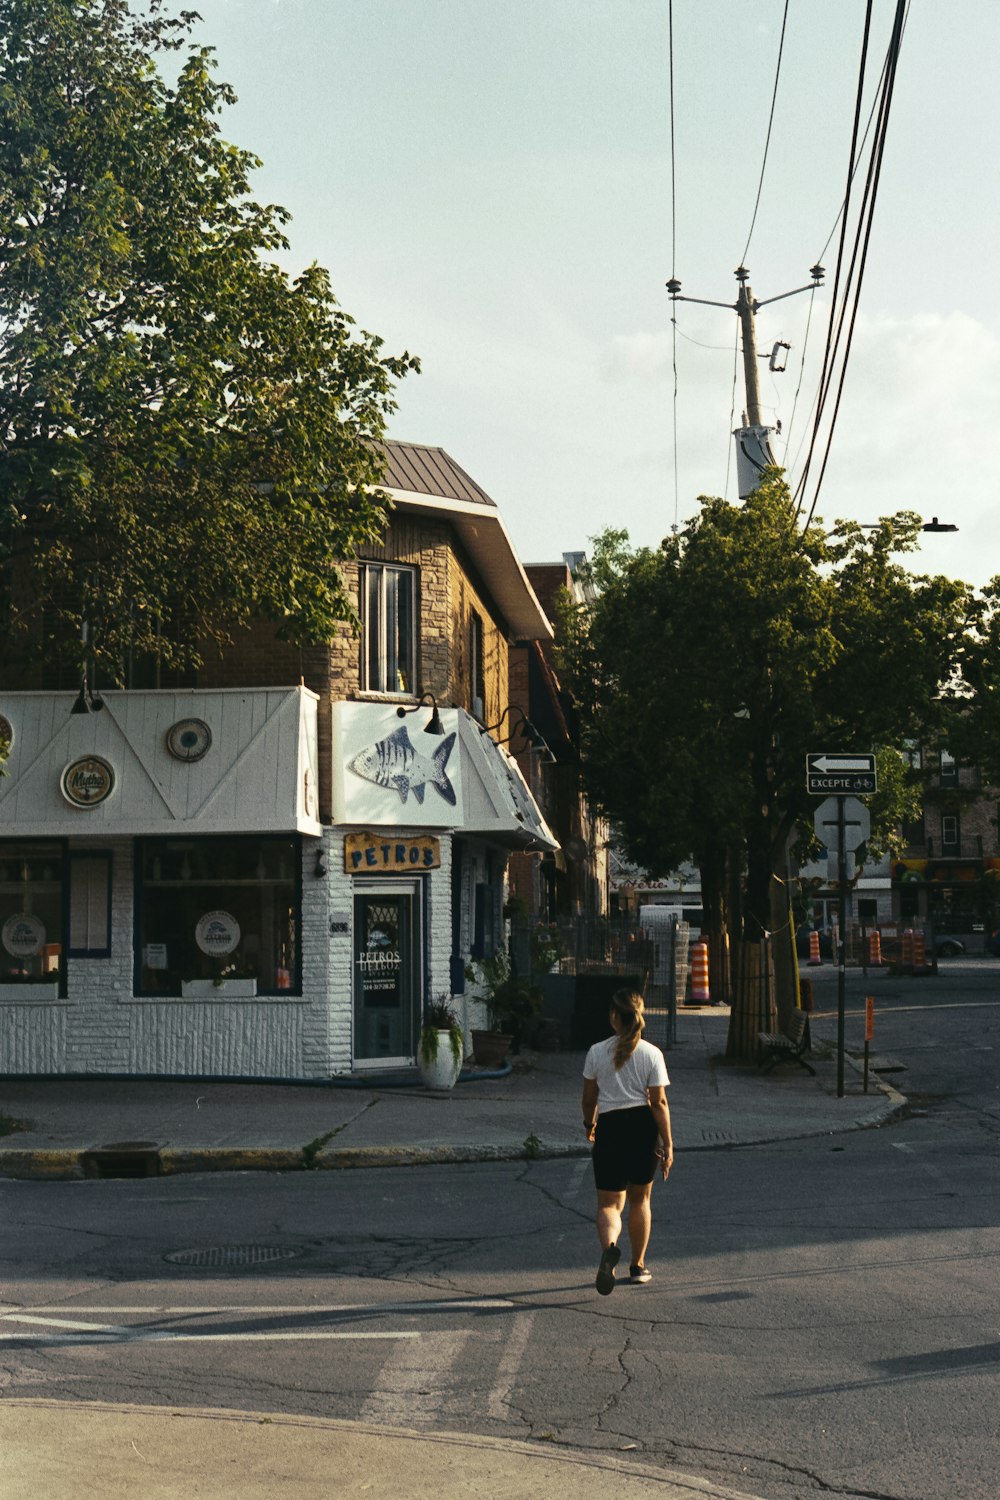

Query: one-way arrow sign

[806,751,877,794]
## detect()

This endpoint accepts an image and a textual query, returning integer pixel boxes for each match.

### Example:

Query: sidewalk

[0,1400,786,1500]
[0,1007,904,1181]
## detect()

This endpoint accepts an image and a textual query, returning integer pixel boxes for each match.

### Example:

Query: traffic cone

[912,930,926,971]
[807,930,822,966]
[688,940,710,1004]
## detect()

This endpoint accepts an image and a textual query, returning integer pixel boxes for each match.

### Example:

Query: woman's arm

[582,1077,599,1143]
[647,1085,673,1179]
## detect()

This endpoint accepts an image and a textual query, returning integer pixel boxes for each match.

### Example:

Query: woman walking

[582,989,673,1294]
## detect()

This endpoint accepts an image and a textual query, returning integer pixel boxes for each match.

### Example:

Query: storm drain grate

[164,1244,305,1269]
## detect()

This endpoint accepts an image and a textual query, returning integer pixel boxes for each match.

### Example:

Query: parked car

[932,935,967,958]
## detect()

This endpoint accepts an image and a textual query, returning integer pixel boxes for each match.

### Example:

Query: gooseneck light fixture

[484,705,557,764]
[396,692,445,736]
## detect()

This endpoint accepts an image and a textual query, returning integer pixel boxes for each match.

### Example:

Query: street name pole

[837,795,847,1098]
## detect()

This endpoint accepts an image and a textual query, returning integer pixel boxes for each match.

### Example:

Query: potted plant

[418,997,464,1091]
[466,950,542,1066]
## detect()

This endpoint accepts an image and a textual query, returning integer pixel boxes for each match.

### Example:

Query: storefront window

[137,836,300,996]
[0,842,64,988]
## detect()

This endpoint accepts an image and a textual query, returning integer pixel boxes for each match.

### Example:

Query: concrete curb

[0,1141,591,1180]
[0,1148,85,1180]
[314,1141,590,1170]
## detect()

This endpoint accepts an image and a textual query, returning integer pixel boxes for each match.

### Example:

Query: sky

[165,1,1000,589]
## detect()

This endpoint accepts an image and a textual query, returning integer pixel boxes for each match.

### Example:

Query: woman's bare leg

[626,1182,653,1266]
[596,1188,626,1249]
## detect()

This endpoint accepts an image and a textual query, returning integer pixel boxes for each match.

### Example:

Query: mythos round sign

[61,755,115,808]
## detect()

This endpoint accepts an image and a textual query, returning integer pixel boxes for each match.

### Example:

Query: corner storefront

[329,701,558,1071]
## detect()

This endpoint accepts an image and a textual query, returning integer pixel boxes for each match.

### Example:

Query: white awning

[0,688,321,836]
[458,715,559,851]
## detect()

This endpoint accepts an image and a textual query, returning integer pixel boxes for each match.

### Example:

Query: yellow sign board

[345,832,441,874]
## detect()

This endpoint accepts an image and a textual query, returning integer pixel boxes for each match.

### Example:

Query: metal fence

[511,912,691,1049]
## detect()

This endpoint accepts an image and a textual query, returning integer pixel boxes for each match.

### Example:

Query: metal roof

[376,440,550,641]
[377,441,496,509]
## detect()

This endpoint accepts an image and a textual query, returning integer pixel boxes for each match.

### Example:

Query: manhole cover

[164,1245,305,1268]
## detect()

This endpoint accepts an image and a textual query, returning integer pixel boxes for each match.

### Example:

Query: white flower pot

[418,1030,462,1091]
[0,981,60,1001]
[181,978,258,999]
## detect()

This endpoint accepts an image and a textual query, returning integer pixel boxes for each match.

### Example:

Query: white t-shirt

[583,1036,670,1113]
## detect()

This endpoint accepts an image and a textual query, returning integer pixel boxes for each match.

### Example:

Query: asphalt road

[2,962,998,1500]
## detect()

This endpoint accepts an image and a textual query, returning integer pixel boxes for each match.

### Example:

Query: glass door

[353,882,422,1063]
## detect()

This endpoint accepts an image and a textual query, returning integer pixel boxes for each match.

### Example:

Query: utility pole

[736,270,763,428]
[666,264,824,497]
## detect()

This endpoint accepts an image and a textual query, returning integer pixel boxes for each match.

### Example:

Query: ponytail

[611,988,644,1070]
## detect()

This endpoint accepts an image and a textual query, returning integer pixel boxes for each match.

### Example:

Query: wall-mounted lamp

[396,692,445,736]
[70,677,104,715]
[483,705,557,764]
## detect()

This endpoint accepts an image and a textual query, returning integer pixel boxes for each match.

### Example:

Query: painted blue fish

[349,726,457,806]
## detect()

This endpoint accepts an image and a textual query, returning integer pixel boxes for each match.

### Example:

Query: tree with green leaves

[558,473,974,1047]
[0,0,418,685]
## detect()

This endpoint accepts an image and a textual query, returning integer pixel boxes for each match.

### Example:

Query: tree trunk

[726,936,778,1061]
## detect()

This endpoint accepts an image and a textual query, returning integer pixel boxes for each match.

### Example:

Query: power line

[668,0,679,531]
[672,324,734,353]
[740,0,791,265]
[793,0,876,520]
[795,0,909,527]
[814,3,909,269]
[803,0,907,526]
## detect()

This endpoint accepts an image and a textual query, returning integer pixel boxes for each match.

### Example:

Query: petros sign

[344,832,441,874]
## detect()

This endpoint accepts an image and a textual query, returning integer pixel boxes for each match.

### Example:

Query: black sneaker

[629,1264,652,1284]
[595,1243,621,1295]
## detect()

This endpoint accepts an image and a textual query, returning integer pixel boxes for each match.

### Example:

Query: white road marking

[359,1331,468,1426]
[0,1329,418,1343]
[2,1314,126,1334]
[567,1159,590,1198]
[0,1294,516,1347]
[486,1311,535,1421]
[0,1298,512,1316]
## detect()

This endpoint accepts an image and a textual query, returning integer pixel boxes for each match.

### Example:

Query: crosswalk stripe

[358,1331,468,1427]
[486,1311,535,1420]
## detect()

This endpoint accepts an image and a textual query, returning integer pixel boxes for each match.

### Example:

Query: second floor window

[360,563,416,694]
[469,611,485,720]
[941,813,960,850]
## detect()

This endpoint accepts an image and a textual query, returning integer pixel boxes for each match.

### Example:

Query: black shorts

[592,1105,658,1192]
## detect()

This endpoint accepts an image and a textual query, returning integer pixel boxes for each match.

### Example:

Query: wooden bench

[757,1008,815,1075]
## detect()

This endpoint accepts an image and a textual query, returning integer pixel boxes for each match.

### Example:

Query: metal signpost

[808,754,878,1098]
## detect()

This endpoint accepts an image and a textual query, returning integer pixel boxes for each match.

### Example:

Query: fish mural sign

[349,726,457,807]
[333,703,466,828]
